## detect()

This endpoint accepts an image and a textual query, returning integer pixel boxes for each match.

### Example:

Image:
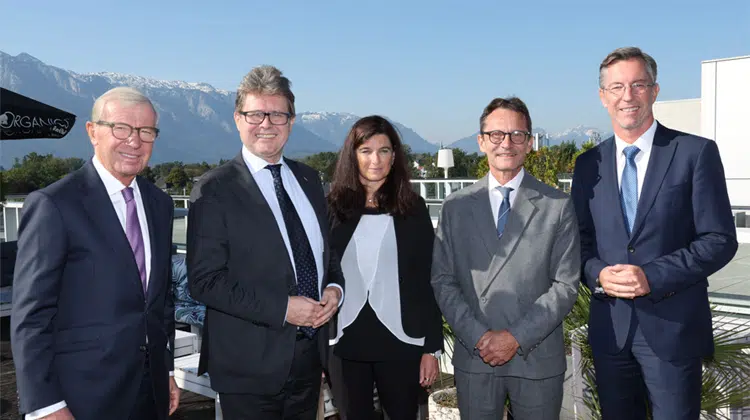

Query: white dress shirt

[241,147,343,312]
[488,168,526,229]
[614,119,657,201]
[26,157,154,419]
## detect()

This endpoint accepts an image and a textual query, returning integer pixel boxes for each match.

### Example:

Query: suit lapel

[598,138,630,237]
[287,159,332,282]
[138,178,160,299]
[630,123,677,240]
[229,154,296,287]
[479,175,539,297]
[79,161,145,297]
[467,177,498,259]
[286,159,329,247]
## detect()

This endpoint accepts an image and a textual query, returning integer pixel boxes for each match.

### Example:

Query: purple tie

[122,187,147,292]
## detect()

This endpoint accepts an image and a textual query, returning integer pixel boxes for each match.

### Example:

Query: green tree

[568,140,596,172]
[165,165,189,190]
[474,142,583,188]
[139,166,157,183]
[524,148,559,187]
[152,161,184,181]
[475,155,489,178]
[300,152,339,183]
[414,148,481,179]
[2,153,85,194]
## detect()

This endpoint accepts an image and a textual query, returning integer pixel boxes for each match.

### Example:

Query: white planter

[429,388,460,420]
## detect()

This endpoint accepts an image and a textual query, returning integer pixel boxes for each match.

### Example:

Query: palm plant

[564,286,750,419]
[437,317,456,389]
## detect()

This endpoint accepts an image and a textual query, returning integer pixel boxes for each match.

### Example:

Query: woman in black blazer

[326,115,444,420]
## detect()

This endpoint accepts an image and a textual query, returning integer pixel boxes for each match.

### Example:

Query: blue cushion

[171,255,205,327]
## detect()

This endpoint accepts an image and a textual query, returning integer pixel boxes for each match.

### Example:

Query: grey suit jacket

[431,172,580,379]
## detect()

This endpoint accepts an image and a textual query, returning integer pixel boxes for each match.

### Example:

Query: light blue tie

[496,186,513,238]
[620,146,640,236]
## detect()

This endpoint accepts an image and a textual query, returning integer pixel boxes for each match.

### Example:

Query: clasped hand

[598,264,650,299]
[285,286,341,328]
[476,330,519,367]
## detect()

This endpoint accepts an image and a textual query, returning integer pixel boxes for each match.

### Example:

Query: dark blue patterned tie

[620,146,640,236]
[496,186,513,238]
[266,164,319,338]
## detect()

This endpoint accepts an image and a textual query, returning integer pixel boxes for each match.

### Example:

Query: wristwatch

[428,350,443,359]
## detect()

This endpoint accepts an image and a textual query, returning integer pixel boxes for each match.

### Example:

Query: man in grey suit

[432,97,580,419]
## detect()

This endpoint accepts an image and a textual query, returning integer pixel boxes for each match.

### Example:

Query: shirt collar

[488,167,525,192]
[92,155,139,197]
[241,146,287,174]
[614,119,657,157]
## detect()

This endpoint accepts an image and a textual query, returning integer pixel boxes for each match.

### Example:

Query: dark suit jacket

[11,160,175,420]
[328,198,444,358]
[571,122,738,360]
[187,153,344,394]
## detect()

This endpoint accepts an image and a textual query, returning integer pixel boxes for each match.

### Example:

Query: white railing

[410,179,478,201]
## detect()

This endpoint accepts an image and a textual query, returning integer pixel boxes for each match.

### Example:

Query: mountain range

[447,125,611,154]
[0,51,610,167]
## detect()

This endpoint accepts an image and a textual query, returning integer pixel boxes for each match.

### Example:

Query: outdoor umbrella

[0,87,77,140]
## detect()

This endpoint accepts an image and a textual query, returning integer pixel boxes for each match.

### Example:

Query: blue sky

[2,0,748,144]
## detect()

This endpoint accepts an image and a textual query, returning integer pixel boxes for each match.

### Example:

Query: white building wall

[653,99,701,137]
[655,55,750,210]
[701,56,750,210]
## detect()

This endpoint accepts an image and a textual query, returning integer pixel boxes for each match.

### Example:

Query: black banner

[0,87,77,140]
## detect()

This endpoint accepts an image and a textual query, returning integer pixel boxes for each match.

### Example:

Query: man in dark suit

[572,47,738,420]
[187,65,344,419]
[11,87,180,420]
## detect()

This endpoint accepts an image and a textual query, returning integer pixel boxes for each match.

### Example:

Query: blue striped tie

[496,186,513,238]
[620,146,640,236]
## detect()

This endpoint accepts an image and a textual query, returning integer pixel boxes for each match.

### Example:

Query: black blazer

[187,153,345,395]
[11,161,175,420]
[329,197,444,356]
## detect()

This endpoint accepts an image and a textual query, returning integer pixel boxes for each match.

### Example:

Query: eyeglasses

[481,130,531,145]
[602,82,655,98]
[238,111,291,125]
[96,121,159,142]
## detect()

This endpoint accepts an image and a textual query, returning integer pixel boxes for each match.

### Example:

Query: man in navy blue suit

[11,87,180,420]
[571,47,738,419]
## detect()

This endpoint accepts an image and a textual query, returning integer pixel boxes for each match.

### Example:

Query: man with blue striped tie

[572,47,738,420]
[432,97,581,420]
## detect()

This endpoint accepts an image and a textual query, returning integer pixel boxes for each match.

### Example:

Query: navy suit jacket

[571,122,737,360]
[11,160,175,419]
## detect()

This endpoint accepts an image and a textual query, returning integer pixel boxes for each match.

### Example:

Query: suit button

[139,345,147,352]
[481,297,487,303]
[628,246,635,253]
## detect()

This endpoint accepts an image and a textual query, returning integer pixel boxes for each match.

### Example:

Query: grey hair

[91,86,158,123]
[235,65,295,116]
[599,47,658,88]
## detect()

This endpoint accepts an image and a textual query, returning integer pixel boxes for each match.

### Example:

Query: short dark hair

[599,47,658,88]
[479,97,532,133]
[327,115,419,223]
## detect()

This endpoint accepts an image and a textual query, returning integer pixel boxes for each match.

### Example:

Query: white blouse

[329,214,425,347]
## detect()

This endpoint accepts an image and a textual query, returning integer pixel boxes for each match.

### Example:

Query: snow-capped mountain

[447,125,611,154]
[297,111,437,153]
[0,52,432,167]
[0,51,342,167]
[447,127,548,153]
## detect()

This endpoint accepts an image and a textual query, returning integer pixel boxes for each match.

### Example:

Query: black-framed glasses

[602,82,655,98]
[481,130,531,145]
[238,111,291,125]
[96,121,159,143]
